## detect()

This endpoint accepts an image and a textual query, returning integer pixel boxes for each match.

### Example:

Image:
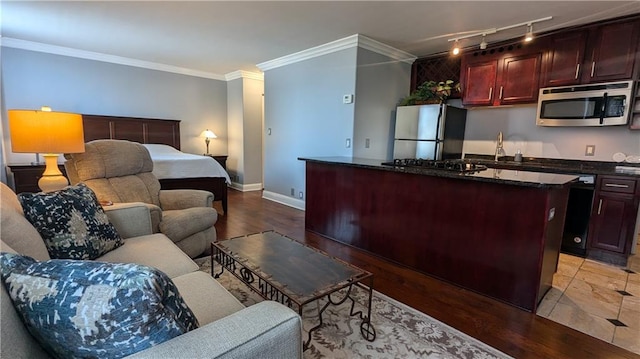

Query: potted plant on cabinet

[399,80,460,106]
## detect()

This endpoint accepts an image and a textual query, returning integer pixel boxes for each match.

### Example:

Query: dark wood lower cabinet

[588,175,640,265]
[304,161,569,312]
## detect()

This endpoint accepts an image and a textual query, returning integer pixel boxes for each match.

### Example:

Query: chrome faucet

[494,131,506,161]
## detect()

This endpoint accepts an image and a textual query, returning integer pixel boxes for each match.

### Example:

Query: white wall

[227,79,244,183]
[242,77,264,187]
[227,76,264,189]
[461,102,640,161]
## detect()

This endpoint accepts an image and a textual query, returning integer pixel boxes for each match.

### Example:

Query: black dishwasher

[561,176,595,257]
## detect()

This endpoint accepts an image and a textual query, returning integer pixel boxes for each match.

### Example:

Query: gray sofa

[0,182,302,358]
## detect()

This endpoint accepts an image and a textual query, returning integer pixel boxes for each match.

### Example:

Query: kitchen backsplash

[457,101,640,162]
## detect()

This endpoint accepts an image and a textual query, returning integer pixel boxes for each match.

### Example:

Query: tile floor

[537,240,640,355]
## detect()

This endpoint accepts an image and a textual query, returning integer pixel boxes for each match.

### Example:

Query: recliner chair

[65,139,217,258]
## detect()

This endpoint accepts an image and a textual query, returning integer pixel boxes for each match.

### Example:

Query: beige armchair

[64,140,217,258]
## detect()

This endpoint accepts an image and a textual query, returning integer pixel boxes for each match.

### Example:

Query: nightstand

[205,155,227,170]
[8,164,67,194]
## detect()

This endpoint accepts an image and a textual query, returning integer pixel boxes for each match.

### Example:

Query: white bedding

[143,144,231,184]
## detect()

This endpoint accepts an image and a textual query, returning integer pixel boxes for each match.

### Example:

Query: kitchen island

[300,157,578,312]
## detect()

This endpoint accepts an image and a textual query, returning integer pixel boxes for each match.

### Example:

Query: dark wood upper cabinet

[457,15,639,107]
[499,53,542,104]
[540,30,587,87]
[461,60,497,106]
[542,18,639,87]
[461,44,542,106]
[586,19,639,83]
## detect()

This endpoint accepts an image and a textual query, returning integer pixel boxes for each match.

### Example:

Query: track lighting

[451,40,460,55]
[447,16,551,54]
[524,23,534,42]
[479,34,488,50]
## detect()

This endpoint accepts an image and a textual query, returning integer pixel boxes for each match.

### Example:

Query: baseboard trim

[262,190,305,211]
[230,182,263,192]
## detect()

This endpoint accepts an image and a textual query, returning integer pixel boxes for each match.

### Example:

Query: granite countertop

[464,154,640,177]
[299,157,579,188]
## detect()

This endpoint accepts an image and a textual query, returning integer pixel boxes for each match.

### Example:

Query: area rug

[195,258,512,359]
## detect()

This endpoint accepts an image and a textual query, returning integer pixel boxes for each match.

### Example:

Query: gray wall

[353,48,411,160]
[1,47,228,167]
[263,48,358,201]
[461,102,640,161]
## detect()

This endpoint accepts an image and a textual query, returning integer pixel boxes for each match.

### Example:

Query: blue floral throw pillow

[0,252,199,359]
[18,183,124,259]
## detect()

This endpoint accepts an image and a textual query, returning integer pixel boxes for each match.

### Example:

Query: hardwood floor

[213,189,639,359]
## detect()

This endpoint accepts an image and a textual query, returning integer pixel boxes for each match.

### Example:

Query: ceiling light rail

[448,16,552,54]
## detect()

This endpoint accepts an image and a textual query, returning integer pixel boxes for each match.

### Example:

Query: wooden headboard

[82,114,181,149]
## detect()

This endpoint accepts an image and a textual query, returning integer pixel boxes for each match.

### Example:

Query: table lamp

[203,129,217,155]
[8,108,85,192]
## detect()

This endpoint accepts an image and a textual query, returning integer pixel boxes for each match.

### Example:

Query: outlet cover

[585,145,596,156]
[343,94,353,104]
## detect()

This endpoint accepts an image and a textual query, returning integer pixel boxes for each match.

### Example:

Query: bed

[80,114,229,214]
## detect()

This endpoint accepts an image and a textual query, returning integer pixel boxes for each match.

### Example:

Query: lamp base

[38,154,68,192]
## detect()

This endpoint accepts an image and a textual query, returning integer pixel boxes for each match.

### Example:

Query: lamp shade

[203,129,217,139]
[8,109,85,154]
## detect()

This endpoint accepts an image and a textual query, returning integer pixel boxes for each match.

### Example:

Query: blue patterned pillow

[18,183,124,259]
[0,252,199,359]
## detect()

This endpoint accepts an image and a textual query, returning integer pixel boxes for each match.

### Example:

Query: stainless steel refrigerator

[393,104,467,160]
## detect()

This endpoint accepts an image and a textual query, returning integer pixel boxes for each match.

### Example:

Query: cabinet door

[586,20,640,83]
[588,191,637,254]
[498,53,542,105]
[542,30,587,87]
[461,60,497,106]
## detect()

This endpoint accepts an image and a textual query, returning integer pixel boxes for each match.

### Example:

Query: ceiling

[2,1,639,78]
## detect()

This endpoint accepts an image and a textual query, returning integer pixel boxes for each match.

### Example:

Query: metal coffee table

[211,231,376,350]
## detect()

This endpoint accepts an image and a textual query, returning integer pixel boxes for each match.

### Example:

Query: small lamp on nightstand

[202,129,217,155]
[8,107,85,192]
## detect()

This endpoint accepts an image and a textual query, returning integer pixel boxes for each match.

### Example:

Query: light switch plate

[343,94,353,104]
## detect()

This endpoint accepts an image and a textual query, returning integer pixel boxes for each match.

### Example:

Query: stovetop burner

[381,159,488,173]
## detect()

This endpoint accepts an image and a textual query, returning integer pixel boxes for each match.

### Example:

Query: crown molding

[357,36,417,64]
[257,35,358,71]
[225,70,264,81]
[257,34,416,71]
[0,37,227,81]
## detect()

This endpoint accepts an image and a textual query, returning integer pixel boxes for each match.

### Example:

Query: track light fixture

[479,34,488,50]
[451,39,460,55]
[524,23,534,42]
[447,16,551,54]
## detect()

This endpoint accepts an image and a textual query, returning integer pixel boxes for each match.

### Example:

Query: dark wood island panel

[304,160,571,312]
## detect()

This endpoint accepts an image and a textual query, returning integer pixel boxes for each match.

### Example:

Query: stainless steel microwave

[536,80,634,127]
